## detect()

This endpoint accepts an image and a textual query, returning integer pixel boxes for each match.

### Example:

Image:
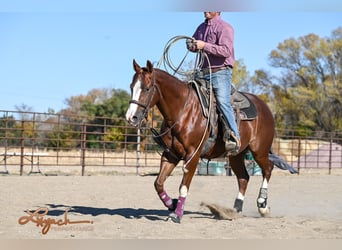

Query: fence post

[4,112,9,169]
[297,137,301,175]
[102,119,106,166]
[56,114,61,166]
[81,123,86,176]
[124,126,127,166]
[329,134,333,175]
[136,129,141,175]
[20,120,25,176]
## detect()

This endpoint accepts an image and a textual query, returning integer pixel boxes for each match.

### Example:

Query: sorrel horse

[126,60,277,223]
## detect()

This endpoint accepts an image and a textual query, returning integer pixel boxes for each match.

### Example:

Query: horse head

[125,60,157,127]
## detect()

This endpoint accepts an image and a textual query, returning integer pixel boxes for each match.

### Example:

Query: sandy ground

[0,171,341,239]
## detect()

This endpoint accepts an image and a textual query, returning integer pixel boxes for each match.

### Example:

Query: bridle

[129,70,157,128]
[129,66,208,171]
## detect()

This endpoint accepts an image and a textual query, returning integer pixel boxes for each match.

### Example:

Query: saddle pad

[234,92,258,120]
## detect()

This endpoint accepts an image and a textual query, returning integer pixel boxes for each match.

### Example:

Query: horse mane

[153,68,188,86]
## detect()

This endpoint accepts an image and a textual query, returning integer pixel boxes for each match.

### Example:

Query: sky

[0,1,342,113]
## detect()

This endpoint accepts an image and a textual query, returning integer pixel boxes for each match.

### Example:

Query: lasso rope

[156,35,205,76]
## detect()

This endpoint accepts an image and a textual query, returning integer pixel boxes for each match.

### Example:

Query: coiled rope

[156,35,205,76]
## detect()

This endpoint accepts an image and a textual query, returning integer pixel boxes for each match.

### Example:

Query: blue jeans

[198,68,240,140]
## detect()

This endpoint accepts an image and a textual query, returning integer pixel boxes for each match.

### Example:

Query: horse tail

[269,150,298,174]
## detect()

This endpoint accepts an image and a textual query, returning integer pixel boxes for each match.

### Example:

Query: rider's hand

[194,40,205,50]
[186,38,197,52]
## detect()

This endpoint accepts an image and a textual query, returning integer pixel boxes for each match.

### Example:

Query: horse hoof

[258,206,271,217]
[168,199,178,212]
[168,212,181,223]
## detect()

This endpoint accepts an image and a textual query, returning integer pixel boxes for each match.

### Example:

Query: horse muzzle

[126,115,143,127]
[125,106,146,127]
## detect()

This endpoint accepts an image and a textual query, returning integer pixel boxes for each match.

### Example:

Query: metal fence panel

[1,110,341,175]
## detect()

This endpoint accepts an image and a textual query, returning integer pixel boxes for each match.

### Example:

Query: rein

[154,35,215,172]
[182,75,213,173]
[150,72,214,173]
[150,80,191,159]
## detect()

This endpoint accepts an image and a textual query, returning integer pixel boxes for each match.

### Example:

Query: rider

[187,12,240,153]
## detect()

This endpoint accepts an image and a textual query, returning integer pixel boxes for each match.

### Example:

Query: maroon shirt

[192,15,234,69]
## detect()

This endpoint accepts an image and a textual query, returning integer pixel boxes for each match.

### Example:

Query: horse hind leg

[253,154,274,217]
[257,178,270,217]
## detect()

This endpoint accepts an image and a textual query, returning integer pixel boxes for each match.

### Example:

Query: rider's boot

[224,130,240,154]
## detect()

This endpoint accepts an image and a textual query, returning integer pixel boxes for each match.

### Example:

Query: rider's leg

[207,69,240,151]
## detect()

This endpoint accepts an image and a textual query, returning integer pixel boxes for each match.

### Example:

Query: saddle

[190,78,258,156]
[189,78,258,121]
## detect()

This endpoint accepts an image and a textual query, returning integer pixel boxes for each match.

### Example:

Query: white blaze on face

[125,79,142,122]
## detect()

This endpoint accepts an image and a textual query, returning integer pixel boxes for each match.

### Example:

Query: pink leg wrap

[159,191,173,209]
[175,196,186,218]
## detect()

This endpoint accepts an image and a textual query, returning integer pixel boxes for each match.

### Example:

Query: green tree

[232,59,251,92]
[64,88,133,149]
[266,27,342,132]
[0,115,18,146]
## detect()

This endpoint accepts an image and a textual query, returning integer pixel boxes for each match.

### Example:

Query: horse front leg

[168,155,199,223]
[229,153,250,213]
[154,154,179,211]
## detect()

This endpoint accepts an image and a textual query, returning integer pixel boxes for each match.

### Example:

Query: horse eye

[145,87,150,92]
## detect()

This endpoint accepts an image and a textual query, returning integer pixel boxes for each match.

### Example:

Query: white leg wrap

[258,178,268,204]
[257,178,267,203]
[261,178,268,189]
[237,191,245,201]
[180,185,188,198]
[257,178,271,216]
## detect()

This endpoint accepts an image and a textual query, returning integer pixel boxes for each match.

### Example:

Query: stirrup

[225,140,239,152]
[230,132,241,148]
[224,131,240,153]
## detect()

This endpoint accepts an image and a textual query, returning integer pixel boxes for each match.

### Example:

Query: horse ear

[146,60,154,73]
[133,59,142,73]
